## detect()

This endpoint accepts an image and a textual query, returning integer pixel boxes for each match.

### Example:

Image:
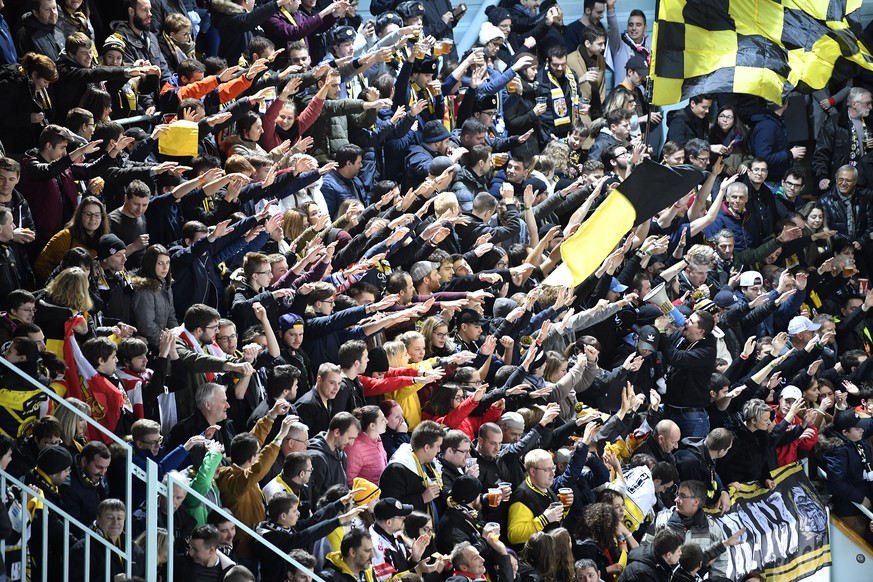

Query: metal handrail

[0,354,332,581]
[161,453,328,581]
[818,466,873,521]
[0,356,136,579]
[0,468,127,581]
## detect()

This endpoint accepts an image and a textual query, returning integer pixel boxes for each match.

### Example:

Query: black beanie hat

[451,474,483,505]
[37,444,72,475]
[365,347,390,376]
[486,5,511,26]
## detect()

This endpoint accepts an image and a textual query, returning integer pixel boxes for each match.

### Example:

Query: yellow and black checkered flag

[651,0,873,106]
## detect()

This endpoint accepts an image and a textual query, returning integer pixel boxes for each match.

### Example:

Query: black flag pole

[643,75,655,151]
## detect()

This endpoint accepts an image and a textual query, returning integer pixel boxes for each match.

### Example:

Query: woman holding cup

[505,51,545,161]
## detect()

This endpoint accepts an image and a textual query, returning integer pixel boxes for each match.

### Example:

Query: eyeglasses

[454,448,471,454]
[421,526,434,534]
[783,181,803,190]
[216,333,238,341]
[82,211,102,219]
[533,466,556,473]
[257,271,271,276]
[284,436,308,444]
[319,298,336,304]
[433,332,448,339]
[138,437,163,447]
[205,324,221,330]
[717,114,734,120]
[750,167,768,174]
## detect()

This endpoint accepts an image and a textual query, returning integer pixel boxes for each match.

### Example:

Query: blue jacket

[170,214,259,315]
[301,305,368,371]
[403,143,441,189]
[131,444,189,508]
[321,169,367,219]
[703,203,760,252]
[734,287,804,338]
[750,112,792,178]
[0,15,16,66]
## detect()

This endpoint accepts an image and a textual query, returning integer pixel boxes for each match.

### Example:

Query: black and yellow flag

[651,0,873,106]
[546,160,704,287]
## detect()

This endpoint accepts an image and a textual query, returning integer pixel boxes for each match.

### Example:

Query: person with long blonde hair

[135,527,169,581]
[53,397,91,456]
[35,267,94,357]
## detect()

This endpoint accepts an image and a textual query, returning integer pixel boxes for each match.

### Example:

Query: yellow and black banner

[717,463,831,581]
[547,160,703,287]
[651,0,873,105]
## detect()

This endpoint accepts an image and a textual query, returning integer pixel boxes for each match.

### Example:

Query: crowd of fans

[0,0,872,580]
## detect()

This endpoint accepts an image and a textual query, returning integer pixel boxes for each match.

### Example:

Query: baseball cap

[834,410,862,432]
[457,309,485,326]
[428,156,460,176]
[713,288,737,309]
[780,385,802,401]
[374,498,414,520]
[610,278,628,293]
[787,316,821,336]
[637,325,659,352]
[279,313,304,332]
[626,55,649,77]
[739,270,763,287]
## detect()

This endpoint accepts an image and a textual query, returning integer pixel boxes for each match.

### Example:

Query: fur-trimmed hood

[815,425,848,455]
[130,276,169,293]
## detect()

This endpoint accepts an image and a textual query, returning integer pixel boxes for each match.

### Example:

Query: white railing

[0,468,129,581]
[0,356,325,581]
[0,357,136,580]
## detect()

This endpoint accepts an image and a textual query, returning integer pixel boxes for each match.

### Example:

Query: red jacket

[424,396,503,440]
[771,405,818,466]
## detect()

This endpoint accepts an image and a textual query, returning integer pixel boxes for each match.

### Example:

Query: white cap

[787,316,821,336]
[780,385,803,401]
[739,270,763,287]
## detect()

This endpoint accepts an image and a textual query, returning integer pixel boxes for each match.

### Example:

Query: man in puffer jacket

[15,2,65,61]
[108,0,171,82]
[643,480,745,579]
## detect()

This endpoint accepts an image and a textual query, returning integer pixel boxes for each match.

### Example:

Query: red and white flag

[63,316,128,444]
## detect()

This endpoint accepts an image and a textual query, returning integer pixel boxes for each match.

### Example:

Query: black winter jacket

[666,105,708,146]
[819,186,873,243]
